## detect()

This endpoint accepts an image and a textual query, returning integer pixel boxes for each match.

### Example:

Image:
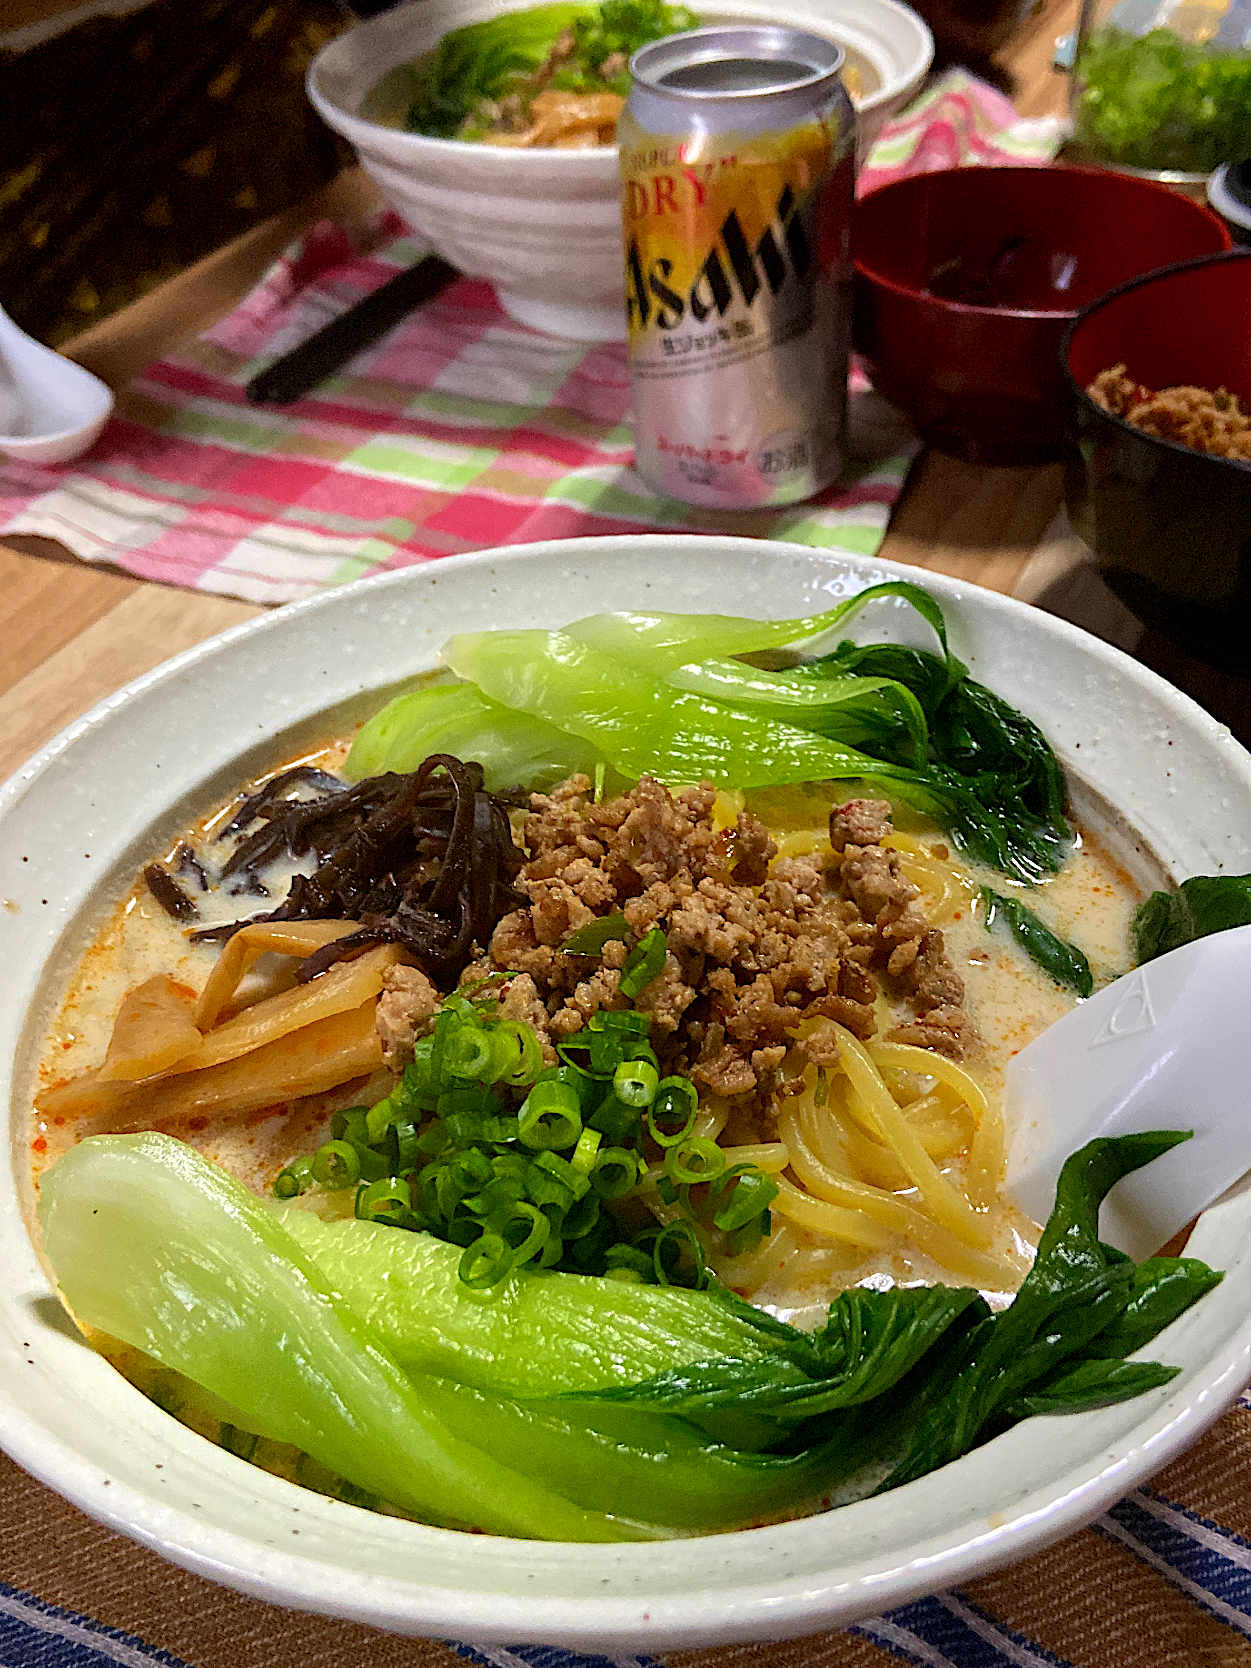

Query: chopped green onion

[571,1127,603,1174]
[272,1154,315,1199]
[603,1244,654,1282]
[330,1108,371,1146]
[588,1009,651,1036]
[724,1211,771,1257]
[589,1094,640,1144]
[712,1167,778,1232]
[562,911,629,955]
[312,1139,361,1191]
[647,1077,698,1147]
[589,1029,624,1075]
[442,1026,496,1081]
[664,1136,727,1186]
[613,1058,659,1108]
[458,1231,514,1290]
[501,1201,550,1266]
[619,927,668,998]
[532,1149,592,1200]
[645,1221,710,1289]
[497,1020,544,1086]
[355,1176,412,1226]
[518,1079,583,1150]
[441,1112,520,1144]
[559,1190,601,1240]
[591,1146,638,1198]
[525,1164,577,1211]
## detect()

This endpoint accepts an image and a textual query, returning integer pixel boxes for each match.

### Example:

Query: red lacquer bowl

[853,165,1232,466]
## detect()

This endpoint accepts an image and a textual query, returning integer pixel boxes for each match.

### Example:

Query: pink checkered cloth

[0,73,1059,605]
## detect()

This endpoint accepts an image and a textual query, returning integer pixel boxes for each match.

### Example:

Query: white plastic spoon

[0,302,114,464]
[1005,923,1251,1261]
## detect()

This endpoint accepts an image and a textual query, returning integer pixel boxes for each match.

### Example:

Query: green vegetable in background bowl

[405,0,698,143]
[1073,27,1251,175]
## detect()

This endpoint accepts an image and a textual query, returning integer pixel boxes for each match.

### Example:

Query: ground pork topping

[1087,364,1251,463]
[376,964,440,1071]
[830,798,971,1058]
[363,777,974,1102]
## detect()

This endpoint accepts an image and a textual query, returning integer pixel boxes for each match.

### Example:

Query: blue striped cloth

[5,1394,1251,1668]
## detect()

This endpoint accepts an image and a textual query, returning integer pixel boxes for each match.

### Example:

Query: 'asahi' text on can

[620,26,855,509]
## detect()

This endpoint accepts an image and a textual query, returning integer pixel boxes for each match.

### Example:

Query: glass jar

[1067,0,1251,184]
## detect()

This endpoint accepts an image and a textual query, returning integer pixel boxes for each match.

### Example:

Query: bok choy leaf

[664,662,930,766]
[980,887,1094,998]
[563,580,956,677]
[35,1135,862,1532]
[882,1131,1200,1489]
[38,1131,641,1540]
[1132,875,1251,965]
[37,1130,1220,1536]
[442,625,917,792]
[273,1205,782,1397]
[349,581,1072,881]
[344,679,605,792]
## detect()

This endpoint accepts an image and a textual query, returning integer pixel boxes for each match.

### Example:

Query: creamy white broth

[30,741,1153,1326]
[24,737,1163,1509]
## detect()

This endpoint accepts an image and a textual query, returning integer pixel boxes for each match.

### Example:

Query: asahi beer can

[619,26,856,510]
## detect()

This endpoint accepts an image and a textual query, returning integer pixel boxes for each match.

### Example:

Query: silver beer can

[619,25,856,510]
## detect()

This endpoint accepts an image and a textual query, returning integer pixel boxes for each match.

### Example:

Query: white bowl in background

[306,0,932,341]
[2,535,1251,1648]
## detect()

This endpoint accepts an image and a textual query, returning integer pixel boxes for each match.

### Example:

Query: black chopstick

[245,253,460,406]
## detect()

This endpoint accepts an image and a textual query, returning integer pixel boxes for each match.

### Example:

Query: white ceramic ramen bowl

[3,536,1251,1650]
[306,0,932,341]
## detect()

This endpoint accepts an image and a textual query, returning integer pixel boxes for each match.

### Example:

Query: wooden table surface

[1,0,1245,779]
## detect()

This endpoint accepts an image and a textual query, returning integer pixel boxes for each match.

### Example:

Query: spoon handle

[245,254,459,407]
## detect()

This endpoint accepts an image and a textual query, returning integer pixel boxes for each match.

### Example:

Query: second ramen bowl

[307,0,932,340]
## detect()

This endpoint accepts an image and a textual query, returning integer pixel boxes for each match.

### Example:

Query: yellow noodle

[854,1078,970,1160]
[693,1105,729,1143]
[908,1109,972,1163]
[966,1094,1006,1211]
[867,1042,991,1124]
[710,789,746,831]
[722,1142,790,1174]
[836,1115,912,1192]
[828,1025,990,1247]
[781,1102,910,1231]
[881,835,977,925]
[771,1177,895,1250]
[772,828,831,861]
[714,1221,792,1289]
[861,1038,1008,1224]
[783,1110,1016,1285]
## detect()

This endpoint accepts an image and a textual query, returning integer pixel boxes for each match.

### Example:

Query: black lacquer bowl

[1062,250,1251,671]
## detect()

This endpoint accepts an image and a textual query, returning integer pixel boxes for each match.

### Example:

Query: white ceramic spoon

[1005,923,1251,1260]
[0,303,114,464]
